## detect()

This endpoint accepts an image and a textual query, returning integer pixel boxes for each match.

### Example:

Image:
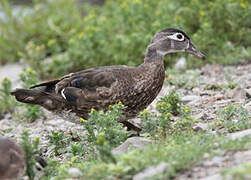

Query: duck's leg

[119,120,142,132]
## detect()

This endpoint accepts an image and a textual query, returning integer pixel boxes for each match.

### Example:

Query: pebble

[192,123,208,132]
[112,137,152,155]
[244,88,251,98]
[68,168,83,178]
[174,57,186,70]
[133,162,169,180]
[227,129,251,140]
[181,95,200,103]
[203,156,225,167]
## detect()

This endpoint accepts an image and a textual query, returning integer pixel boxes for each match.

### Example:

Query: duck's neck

[143,46,164,63]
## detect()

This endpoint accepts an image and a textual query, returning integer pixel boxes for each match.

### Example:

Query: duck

[0,137,25,180]
[11,28,205,131]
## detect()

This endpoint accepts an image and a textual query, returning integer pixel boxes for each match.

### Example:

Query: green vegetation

[82,103,129,163]
[0,77,16,116]
[222,163,251,180]
[21,130,40,180]
[47,130,68,156]
[212,104,250,133]
[0,0,250,79]
[165,69,205,89]
[141,90,195,137]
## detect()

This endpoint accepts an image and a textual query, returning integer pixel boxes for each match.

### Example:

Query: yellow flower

[27,68,33,73]
[100,16,107,23]
[185,106,190,113]
[144,4,149,9]
[199,10,205,17]
[78,32,84,39]
[80,118,86,123]
[34,136,40,143]
[166,112,171,117]
[175,16,181,21]
[133,0,140,4]
[17,51,24,57]
[48,39,56,46]
[156,10,162,16]
[143,109,148,114]
[153,20,160,26]
[69,38,75,44]
[71,156,77,163]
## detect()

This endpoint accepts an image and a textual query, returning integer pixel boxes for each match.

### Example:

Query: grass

[212,104,250,133]
[21,130,40,180]
[222,163,251,180]
[0,77,16,116]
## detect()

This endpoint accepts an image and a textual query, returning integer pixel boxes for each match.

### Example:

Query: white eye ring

[167,32,185,41]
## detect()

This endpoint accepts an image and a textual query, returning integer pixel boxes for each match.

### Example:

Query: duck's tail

[11,88,64,111]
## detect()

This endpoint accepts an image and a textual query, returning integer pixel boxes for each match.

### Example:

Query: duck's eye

[177,34,183,40]
[167,33,185,41]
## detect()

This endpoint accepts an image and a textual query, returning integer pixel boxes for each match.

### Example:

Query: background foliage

[0,0,250,79]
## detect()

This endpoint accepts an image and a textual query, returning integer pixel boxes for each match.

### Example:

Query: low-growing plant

[47,130,68,156]
[21,130,40,180]
[0,77,16,116]
[141,90,195,136]
[165,69,204,89]
[157,89,182,116]
[82,103,129,163]
[19,68,44,122]
[221,163,251,180]
[212,104,250,133]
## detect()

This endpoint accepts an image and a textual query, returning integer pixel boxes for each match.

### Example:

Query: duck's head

[148,28,206,59]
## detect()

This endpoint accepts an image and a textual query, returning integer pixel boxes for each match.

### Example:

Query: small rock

[193,123,208,132]
[133,162,169,180]
[194,113,205,120]
[227,87,246,100]
[244,88,251,98]
[68,167,82,178]
[174,57,186,70]
[4,113,12,120]
[228,129,251,140]
[203,156,225,167]
[244,101,251,112]
[112,137,152,155]
[181,95,200,103]
[201,174,221,180]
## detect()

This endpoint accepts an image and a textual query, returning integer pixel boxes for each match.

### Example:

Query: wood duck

[0,137,25,180]
[11,28,205,131]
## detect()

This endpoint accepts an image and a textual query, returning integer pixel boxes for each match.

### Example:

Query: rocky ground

[0,62,250,179]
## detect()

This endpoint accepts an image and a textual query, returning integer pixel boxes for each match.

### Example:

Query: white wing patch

[61,88,66,100]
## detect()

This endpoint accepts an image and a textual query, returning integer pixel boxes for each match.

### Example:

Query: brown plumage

[11,28,205,131]
[0,137,25,180]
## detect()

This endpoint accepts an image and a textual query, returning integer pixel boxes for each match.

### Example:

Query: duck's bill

[186,42,206,59]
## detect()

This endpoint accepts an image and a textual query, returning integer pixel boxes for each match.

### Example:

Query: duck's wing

[29,66,132,106]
